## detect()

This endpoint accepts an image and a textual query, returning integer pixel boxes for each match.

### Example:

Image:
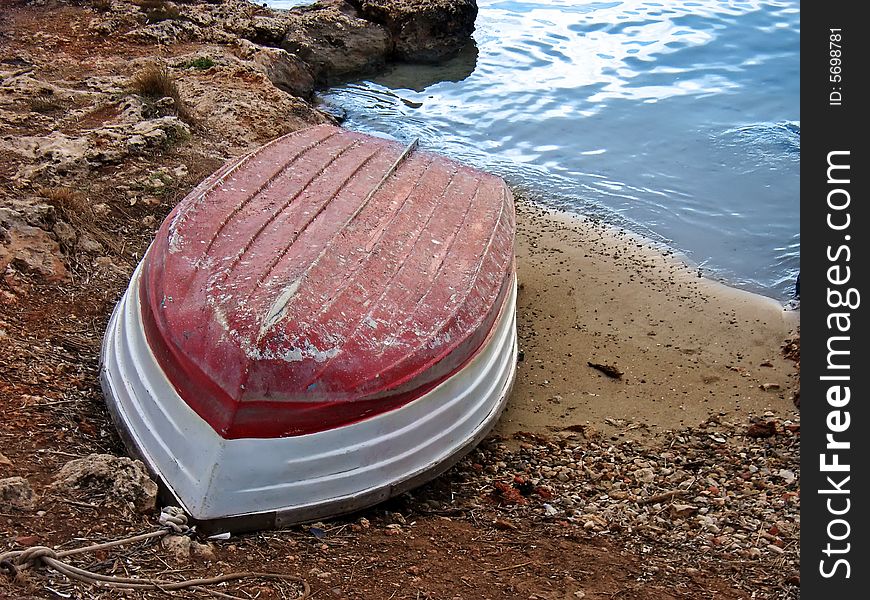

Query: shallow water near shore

[268,0,800,301]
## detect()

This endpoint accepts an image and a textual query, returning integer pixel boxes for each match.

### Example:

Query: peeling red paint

[140,125,516,439]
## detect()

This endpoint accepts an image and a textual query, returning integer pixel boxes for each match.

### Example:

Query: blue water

[264,0,800,301]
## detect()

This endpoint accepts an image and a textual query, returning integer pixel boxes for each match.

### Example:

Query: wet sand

[498,200,800,443]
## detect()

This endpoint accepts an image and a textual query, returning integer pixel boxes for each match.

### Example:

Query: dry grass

[38,187,126,258]
[130,64,196,124]
[130,64,177,100]
[39,186,91,221]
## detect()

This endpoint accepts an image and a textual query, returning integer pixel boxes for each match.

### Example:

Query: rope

[158,505,189,533]
[0,506,310,597]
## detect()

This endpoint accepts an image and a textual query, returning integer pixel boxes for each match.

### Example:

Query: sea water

[264,0,800,301]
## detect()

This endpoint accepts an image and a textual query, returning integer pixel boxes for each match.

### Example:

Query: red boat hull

[139,125,516,438]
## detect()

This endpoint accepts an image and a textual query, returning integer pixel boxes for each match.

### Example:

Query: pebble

[445,414,799,581]
[0,476,37,510]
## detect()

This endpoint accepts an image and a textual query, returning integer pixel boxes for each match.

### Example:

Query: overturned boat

[101,124,517,532]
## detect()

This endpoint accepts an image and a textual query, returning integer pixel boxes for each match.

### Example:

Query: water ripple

[307,0,800,299]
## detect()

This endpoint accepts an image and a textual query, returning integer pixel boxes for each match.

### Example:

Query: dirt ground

[1,2,799,599]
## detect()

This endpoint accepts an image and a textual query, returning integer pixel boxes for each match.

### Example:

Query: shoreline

[545,199,801,310]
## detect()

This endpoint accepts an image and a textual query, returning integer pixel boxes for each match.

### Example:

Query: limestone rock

[281,0,391,84]
[161,534,192,561]
[126,16,203,45]
[237,39,315,98]
[245,14,296,46]
[0,476,37,511]
[52,220,78,251]
[77,232,104,254]
[51,454,158,514]
[191,540,217,561]
[350,0,478,62]
[5,131,90,176]
[0,203,68,282]
[126,116,191,153]
[178,65,328,146]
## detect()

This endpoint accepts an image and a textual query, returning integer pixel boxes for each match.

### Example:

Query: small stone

[778,469,796,484]
[15,535,39,546]
[493,519,517,531]
[191,541,216,561]
[669,504,697,519]
[635,468,655,483]
[142,215,157,228]
[53,220,77,249]
[746,421,776,438]
[92,203,111,217]
[77,232,104,254]
[93,256,125,275]
[161,534,191,561]
[0,476,37,511]
[581,513,607,531]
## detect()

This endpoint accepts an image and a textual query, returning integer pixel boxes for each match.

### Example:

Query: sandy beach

[504,202,799,444]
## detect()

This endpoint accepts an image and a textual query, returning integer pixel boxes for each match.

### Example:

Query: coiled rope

[0,506,309,597]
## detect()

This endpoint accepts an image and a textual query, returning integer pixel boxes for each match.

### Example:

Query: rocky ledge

[0,0,477,283]
[80,0,478,82]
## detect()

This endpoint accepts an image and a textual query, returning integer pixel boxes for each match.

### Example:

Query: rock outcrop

[84,1,478,82]
[1,0,478,288]
[0,201,68,282]
[236,39,316,98]
[350,0,478,62]
[281,0,392,84]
